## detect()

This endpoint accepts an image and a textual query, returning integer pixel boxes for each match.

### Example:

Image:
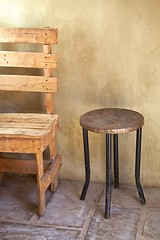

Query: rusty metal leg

[113,134,119,188]
[105,134,112,219]
[80,128,90,200]
[135,128,146,204]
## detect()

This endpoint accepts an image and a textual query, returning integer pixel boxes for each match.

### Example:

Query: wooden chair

[0,27,62,216]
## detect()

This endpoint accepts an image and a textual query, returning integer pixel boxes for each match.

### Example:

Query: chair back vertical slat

[43,44,54,114]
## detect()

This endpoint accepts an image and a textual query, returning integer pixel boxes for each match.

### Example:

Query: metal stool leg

[135,128,146,204]
[113,134,119,188]
[105,134,112,219]
[80,128,90,200]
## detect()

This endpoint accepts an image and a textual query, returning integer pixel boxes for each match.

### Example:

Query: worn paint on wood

[0,27,61,216]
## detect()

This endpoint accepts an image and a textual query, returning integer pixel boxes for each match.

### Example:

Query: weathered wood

[49,132,58,191]
[51,174,59,192]
[0,28,58,44]
[0,113,58,123]
[43,44,55,114]
[0,113,58,138]
[0,51,57,69]
[0,158,52,174]
[49,134,57,158]
[0,138,43,153]
[0,27,61,216]
[43,44,52,55]
[0,122,52,129]
[0,128,51,138]
[46,94,54,114]
[36,152,45,215]
[0,75,57,92]
[41,154,62,190]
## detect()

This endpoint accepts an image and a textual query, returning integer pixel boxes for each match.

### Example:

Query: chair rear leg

[36,152,46,216]
[0,173,3,186]
[51,173,58,192]
[49,135,59,191]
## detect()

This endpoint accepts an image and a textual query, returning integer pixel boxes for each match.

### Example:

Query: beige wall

[0,0,160,186]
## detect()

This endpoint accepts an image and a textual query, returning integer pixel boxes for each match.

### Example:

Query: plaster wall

[0,0,159,186]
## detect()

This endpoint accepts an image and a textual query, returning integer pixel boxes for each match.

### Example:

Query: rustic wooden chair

[0,27,62,216]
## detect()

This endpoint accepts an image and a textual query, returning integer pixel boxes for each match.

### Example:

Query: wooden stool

[80,108,146,219]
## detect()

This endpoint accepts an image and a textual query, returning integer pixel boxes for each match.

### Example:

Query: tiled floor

[0,174,160,240]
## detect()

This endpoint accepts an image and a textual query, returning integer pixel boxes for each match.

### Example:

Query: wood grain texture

[43,44,55,114]
[0,28,58,44]
[41,154,62,190]
[0,113,59,138]
[0,75,57,92]
[0,27,61,216]
[0,158,52,173]
[0,51,57,69]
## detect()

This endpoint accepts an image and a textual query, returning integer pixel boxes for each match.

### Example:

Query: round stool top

[80,108,144,134]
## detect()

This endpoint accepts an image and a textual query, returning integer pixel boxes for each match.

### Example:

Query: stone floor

[0,174,160,239]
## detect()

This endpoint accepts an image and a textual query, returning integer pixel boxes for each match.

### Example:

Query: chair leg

[49,134,58,192]
[135,128,146,204]
[0,173,4,186]
[51,173,59,192]
[105,134,112,219]
[113,134,119,188]
[80,128,90,200]
[36,152,46,216]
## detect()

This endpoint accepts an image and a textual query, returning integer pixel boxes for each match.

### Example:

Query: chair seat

[0,113,59,154]
[0,113,59,139]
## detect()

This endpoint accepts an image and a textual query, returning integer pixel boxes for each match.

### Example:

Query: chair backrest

[0,27,58,114]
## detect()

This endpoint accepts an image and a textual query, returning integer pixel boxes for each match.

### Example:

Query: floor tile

[34,180,103,228]
[0,223,80,240]
[1,174,160,240]
[144,187,160,207]
[86,207,141,240]
[142,208,160,239]
[0,174,51,222]
[0,175,104,229]
[99,184,144,209]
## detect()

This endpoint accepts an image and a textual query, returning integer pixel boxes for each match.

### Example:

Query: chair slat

[0,113,58,123]
[0,137,43,153]
[0,51,57,69]
[0,122,51,129]
[0,75,57,92]
[0,28,58,44]
[0,127,49,138]
[0,114,59,138]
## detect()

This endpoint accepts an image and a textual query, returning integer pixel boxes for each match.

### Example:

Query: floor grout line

[0,220,82,232]
[77,189,104,240]
[1,179,160,239]
[135,207,147,240]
